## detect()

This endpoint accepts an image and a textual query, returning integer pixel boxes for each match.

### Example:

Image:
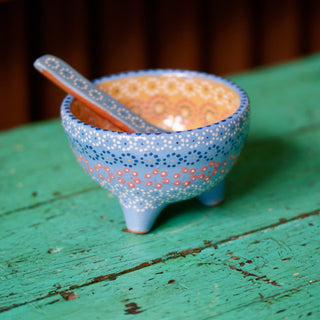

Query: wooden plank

[149,0,201,69]
[256,0,301,65]
[307,0,320,52]
[0,121,98,215]
[3,211,320,319]
[0,1,30,130]
[1,56,320,317]
[1,124,319,309]
[207,0,253,75]
[38,0,90,120]
[93,0,148,75]
[231,54,320,137]
[1,55,320,215]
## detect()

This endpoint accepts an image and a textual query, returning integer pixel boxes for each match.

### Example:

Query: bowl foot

[120,203,165,234]
[197,180,225,206]
[122,228,148,234]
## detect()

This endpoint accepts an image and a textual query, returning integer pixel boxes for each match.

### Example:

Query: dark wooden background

[1,0,319,131]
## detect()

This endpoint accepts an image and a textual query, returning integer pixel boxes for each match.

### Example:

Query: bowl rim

[61,68,249,136]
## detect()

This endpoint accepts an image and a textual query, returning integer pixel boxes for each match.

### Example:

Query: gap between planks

[0,186,100,217]
[1,208,318,313]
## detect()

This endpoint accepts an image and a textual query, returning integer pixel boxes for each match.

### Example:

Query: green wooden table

[1,55,320,319]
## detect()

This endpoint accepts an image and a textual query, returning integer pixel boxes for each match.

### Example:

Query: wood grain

[4,212,320,319]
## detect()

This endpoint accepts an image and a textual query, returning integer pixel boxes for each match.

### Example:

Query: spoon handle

[34,55,165,133]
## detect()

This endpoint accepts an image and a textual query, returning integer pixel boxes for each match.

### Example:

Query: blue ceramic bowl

[61,69,249,233]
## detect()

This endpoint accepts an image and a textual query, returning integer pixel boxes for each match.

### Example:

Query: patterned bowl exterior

[61,69,250,233]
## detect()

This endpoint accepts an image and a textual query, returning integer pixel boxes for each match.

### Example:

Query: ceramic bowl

[60,69,250,233]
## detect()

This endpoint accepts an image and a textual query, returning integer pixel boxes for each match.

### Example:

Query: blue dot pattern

[61,69,250,214]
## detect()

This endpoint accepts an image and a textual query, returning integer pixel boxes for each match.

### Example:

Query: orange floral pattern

[72,75,240,131]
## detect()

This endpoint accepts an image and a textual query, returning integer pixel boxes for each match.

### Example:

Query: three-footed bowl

[60,69,250,233]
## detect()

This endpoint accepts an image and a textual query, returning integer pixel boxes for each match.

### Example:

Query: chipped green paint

[5,213,320,319]
[1,55,320,319]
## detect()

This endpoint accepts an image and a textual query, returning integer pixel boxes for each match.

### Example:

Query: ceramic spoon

[34,55,166,133]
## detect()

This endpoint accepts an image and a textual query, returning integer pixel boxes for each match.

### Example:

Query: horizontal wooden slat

[308,0,320,52]
[37,0,90,120]
[0,1,29,130]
